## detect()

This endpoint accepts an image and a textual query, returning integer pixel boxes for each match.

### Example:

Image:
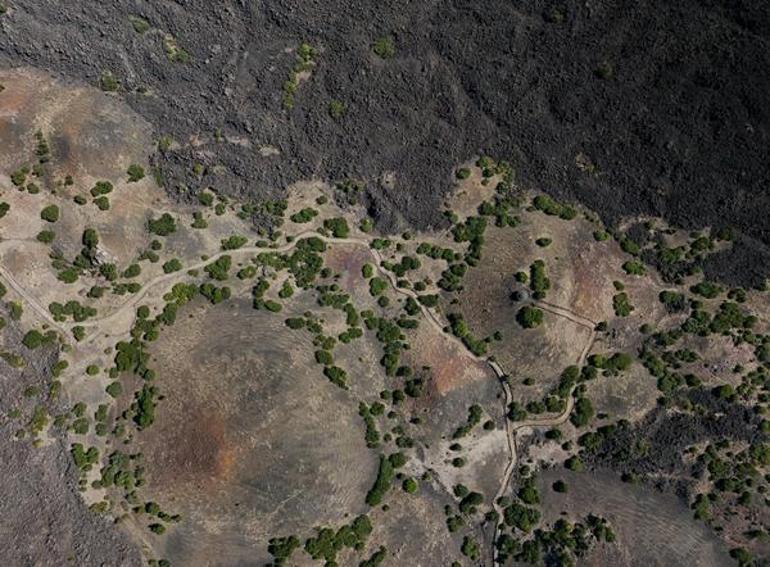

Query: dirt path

[70,233,471,349]
[534,299,597,330]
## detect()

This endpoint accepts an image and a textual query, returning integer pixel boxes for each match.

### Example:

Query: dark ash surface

[0,1,768,283]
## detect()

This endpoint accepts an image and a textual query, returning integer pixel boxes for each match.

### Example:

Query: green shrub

[162,259,182,273]
[221,235,248,250]
[366,455,395,506]
[323,365,347,388]
[529,260,550,299]
[36,230,55,243]
[461,536,480,560]
[328,100,346,119]
[570,397,594,427]
[148,213,177,236]
[268,535,300,565]
[369,277,387,296]
[323,217,350,238]
[105,382,122,398]
[612,293,634,317]
[57,268,80,284]
[128,15,150,33]
[691,281,723,299]
[517,305,543,328]
[659,290,686,312]
[93,196,110,210]
[532,195,575,219]
[204,255,231,280]
[620,237,640,255]
[373,36,396,59]
[90,181,113,197]
[22,330,53,349]
[622,260,646,275]
[290,208,318,223]
[40,204,59,223]
[127,164,145,182]
[99,70,119,92]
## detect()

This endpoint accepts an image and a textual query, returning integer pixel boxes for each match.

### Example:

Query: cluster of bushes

[282,43,317,110]
[437,261,467,292]
[267,535,300,565]
[132,384,158,429]
[680,301,756,337]
[691,280,723,299]
[452,215,486,265]
[221,235,247,250]
[532,195,577,220]
[323,217,350,238]
[587,352,633,374]
[90,181,112,199]
[416,242,458,262]
[478,195,521,227]
[358,402,384,448]
[365,315,407,376]
[70,443,99,471]
[49,300,96,322]
[290,208,318,223]
[287,237,326,288]
[529,260,550,299]
[93,450,144,492]
[452,404,483,439]
[448,312,488,356]
[304,515,372,564]
[251,278,280,312]
[199,283,231,304]
[366,455,395,506]
[21,329,56,350]
[382,255,420,278]
[147,213,176,236]
[569,396,595,427]
[204,255,231,280]
[659,290,687,312]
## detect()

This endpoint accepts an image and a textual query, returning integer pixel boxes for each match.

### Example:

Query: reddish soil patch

[323,244,369,293]
[405,326,491,396]
[148,407,237,493]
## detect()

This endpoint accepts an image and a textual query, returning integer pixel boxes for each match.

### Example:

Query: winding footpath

[0,229,599,563]
[489,326,597,562]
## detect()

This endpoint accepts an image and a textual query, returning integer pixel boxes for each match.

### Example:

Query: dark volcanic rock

[0,0,768,283]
